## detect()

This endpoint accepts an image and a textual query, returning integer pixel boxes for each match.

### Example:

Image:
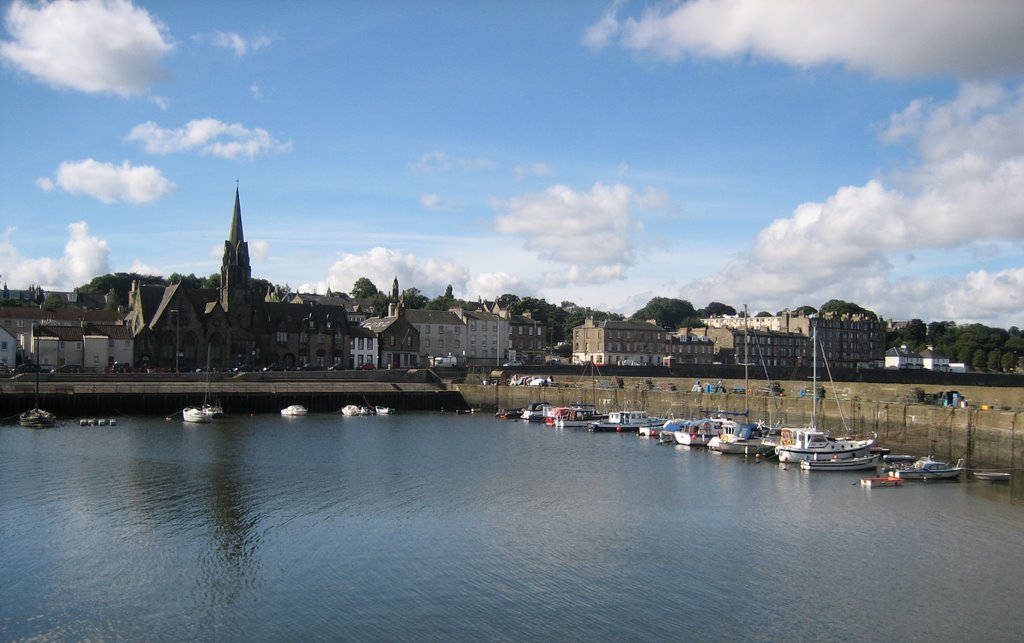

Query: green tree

[987,350,1002,371]
[351,277,379,299]
[43,294,67,309]
[630,297,698,329]
[167,272,204,289]
[79,272,164,305]
[703,301,736,317]
[401,288,428,310]
[818,299,878,321]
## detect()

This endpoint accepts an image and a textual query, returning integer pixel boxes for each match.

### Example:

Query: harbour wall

[454,376,1024,470]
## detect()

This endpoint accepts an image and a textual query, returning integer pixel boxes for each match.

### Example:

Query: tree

[351,278,379,299]
[818,299,878,321]
[43,294,67,310]
[78,272,164,306]
[629,297,698,329]
[703,301,736,317]
[167,273,204,290]
[401,288,428,310]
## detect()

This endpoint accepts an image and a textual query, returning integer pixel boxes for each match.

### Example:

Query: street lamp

[171,309,180,372]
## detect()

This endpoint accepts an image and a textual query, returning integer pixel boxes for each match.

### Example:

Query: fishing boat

[800,454,880,471]
[893,456,965,480]
[182,406,213,423]
[588,410,665,433]
[281,404,308,416]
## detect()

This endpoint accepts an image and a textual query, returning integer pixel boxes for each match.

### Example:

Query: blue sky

[1,0,1022,328]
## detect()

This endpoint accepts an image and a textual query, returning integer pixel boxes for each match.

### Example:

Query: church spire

[229,186,244,245]
[221,186,252,311]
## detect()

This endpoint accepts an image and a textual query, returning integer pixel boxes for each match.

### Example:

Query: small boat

[800,454,880,471]
[668,418,723,447]
[893,456,965,480]
[375,406,395,415]
[19,407,57,428]
[341,404,370,416]
[553,404,606,429]
[861,477,903,487]
[183,406,213,423]
[495,408,523,419]
[202,402,225,418]
[708,420,770,455]
[281,405,308,416]
[973,471,1011,482]
[589,410,665,433]
[521,401,551,422]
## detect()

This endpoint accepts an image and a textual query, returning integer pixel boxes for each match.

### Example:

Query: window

[425,326,430,334]
[425,339,431,348]
[439,339,445,349]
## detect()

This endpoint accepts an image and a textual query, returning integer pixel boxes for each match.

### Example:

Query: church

[126,189,354,371]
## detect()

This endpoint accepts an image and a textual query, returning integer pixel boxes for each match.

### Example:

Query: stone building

[361,304,421,368]
[126,189,353,370]
[572,318,669,366]
[705,327,809,368]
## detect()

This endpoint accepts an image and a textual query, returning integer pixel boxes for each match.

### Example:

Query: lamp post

[171,309,180,372]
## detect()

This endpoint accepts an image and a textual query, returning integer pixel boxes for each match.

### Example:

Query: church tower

[220,187,252,311]
[391,276,399,300]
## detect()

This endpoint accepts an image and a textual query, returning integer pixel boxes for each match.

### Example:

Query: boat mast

[811,315,818,428]
[743,305,750,416]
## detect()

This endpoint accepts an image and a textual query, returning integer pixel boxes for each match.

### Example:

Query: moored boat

[708,420,770,455]
[281,404,308,416]
[183,406,213,423]
[521,401,551,422]
[668,418,724,447]
[893,456,965,480]
[775,427,875,463]
[973,471,1011,482]
[800,454,880,471]
[589,410,664,433]
[19,407,56,428]
[861,477,903,487]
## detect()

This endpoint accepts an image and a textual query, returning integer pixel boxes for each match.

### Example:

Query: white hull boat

[893,457,965,480]
[183,406,213,423]
[775,428,875,463]
[800,454,880,471]
[281,405,308,416]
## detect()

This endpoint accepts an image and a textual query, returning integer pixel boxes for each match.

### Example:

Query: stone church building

[126,189,353,371]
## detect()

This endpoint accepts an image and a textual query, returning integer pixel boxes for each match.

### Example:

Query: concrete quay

[454,375,1024,470]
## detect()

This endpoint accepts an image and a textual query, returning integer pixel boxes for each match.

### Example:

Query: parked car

[502,360,523,367]
[14,363,51,373]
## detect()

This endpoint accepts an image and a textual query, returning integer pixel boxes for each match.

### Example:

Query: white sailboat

[775,317,875,463]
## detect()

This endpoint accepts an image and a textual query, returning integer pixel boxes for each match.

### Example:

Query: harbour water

[2,411,1022,641]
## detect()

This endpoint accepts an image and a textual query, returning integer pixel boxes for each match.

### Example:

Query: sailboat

[775,317,874,463]
[200,350,224,418]
[707,306,769,455]
[19,360,56,428]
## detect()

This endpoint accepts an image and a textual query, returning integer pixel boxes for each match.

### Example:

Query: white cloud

[127,259,161,276]
[126,118,292,160]
[0,0,173,97]
[588,0,1024,79]
[322,247,470,300]
[419,193,460,212]
[0,222,109,289]
[492,182,666,286]
[199,30,274,57]
[408,150,498,173]
[683,83,1024,327]
[249,240,269,262]
[38,159,176,204]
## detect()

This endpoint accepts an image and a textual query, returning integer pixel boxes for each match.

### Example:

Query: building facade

[572,318,668,366]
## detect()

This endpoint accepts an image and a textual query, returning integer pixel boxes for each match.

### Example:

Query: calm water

[2,411,1022,641]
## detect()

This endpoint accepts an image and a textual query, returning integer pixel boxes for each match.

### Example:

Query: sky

[1,0,1022,328]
